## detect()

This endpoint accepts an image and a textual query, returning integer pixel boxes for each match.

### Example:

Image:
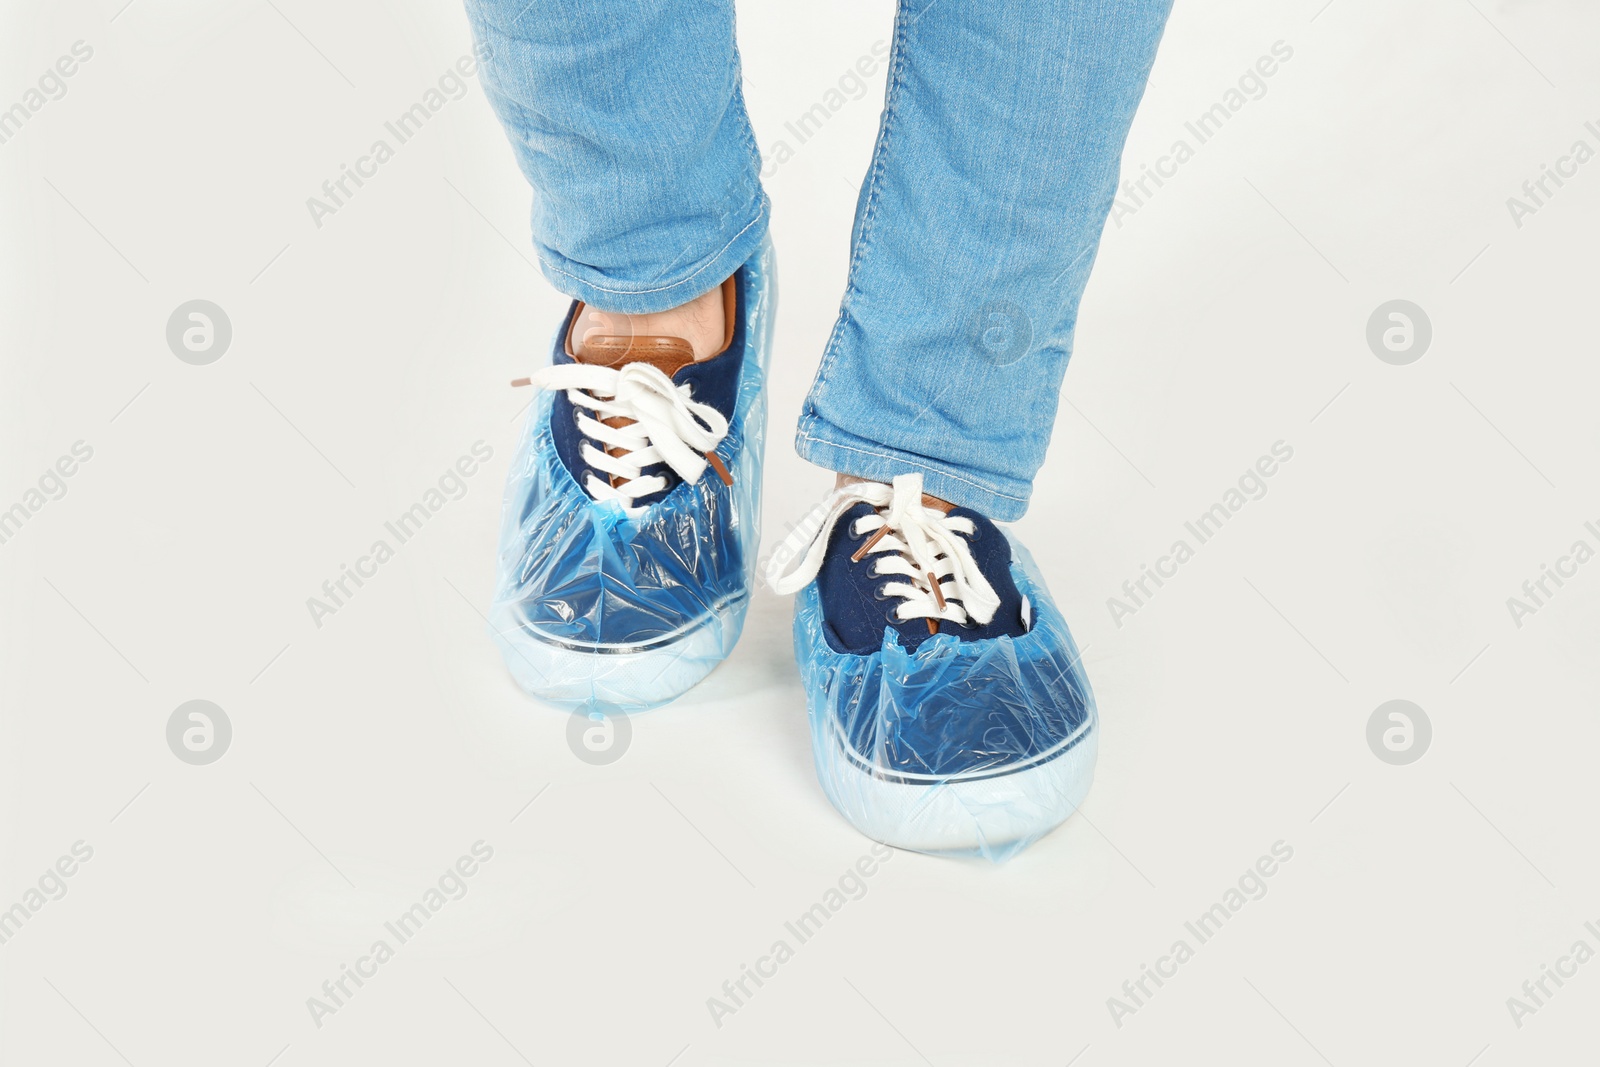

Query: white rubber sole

[498,594,748,713]
[814,714,1098,854]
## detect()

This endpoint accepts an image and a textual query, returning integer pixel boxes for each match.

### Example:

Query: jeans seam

[806,0,911,415]
[729,15,765,181]
[845,1,909,288]
[794,428,1030,504]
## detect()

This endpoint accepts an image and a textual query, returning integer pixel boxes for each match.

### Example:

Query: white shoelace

[526,362,729,507]
[766,473,1001,630]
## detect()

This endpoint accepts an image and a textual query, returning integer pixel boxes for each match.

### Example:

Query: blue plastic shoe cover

[774,479,1096,861]
[488,240,775,712]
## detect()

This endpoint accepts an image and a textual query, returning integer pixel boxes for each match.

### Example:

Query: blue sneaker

[768,473,1096,860]
[490,242,775,712]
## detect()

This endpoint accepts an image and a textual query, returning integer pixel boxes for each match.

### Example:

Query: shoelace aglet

[851,525,890,563]
[706,451,733,486]
[925,570,945,634]
[510,377,531,387]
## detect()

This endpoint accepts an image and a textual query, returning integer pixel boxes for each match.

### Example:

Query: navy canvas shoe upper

[544,266,747,512]
[815,501,1029,655]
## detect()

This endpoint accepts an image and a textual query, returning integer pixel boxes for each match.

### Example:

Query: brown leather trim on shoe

[564,273,738,376]
[716,271,736,355]
[572,333,697,376]
[561,272,738,489]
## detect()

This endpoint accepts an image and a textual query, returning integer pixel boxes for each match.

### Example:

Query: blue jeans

[464,0,1171,520]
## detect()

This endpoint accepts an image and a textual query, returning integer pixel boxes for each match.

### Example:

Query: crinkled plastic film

[794,535,1097,862]
[489,240,775,712]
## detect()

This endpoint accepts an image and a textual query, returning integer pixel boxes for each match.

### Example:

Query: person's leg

[795,0,1173,521]
[464,0,768,320]
[467,0,777,711]
[771,0,1173,858]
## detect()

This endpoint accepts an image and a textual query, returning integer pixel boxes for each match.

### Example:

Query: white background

[2,0,1598,1064]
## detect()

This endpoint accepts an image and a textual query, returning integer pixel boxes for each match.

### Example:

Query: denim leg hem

[794,417,1031,522]
[537,199,770,315]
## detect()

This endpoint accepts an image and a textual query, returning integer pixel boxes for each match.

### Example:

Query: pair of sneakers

[489,243,1096,860]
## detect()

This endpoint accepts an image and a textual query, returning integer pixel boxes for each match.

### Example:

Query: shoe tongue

[837,474,953,514]
[573,333,697,378]
[571,334,698,491]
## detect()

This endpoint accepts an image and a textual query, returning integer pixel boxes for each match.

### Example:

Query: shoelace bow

[521,362,730,507]
[766,473,1001,633]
